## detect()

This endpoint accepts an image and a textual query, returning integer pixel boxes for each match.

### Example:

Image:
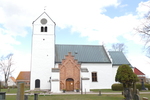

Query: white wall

[7,78,16,86]
[82,79,90,92]
[51,71,60,92]
[112,65,119,83]
[81,63,113,89]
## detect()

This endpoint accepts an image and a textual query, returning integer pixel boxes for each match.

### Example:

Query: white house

[7,77,16,86]
[30,12,132,93]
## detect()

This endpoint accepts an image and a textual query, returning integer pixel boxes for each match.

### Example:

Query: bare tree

[135,2,150,57]
[0,53,14,87]
[111,43,127,53]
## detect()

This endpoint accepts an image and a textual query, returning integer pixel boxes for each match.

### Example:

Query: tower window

[41,27,44,32]
[45,27,47,32]
[41,26,48,32]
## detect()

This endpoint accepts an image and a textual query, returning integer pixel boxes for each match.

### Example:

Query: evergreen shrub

[111,84,123,91]
[112,83,150,91]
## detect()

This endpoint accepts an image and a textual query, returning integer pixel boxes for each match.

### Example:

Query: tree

[115,64,139,100]
[0,53,14,87]
[111,43,127,54]
[135,1,150,57]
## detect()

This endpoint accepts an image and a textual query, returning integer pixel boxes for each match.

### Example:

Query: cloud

[136,1,150,18]
[0,0,150,77]
[129,55,150,78]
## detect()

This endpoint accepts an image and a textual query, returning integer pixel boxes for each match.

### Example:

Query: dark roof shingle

[108,51,130,65]
[55,45,111,63]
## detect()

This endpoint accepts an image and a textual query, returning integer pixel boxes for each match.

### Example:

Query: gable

[134,67,145,75]
[55,45,111,63]
[33,12,55,25]
[10,77,16,82]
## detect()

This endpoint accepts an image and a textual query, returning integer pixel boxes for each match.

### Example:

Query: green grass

[0,87,29,93]
[6,94,124,100]
[90,89,150,93]
[2,88,150,100]
[90,89,121,92]
[6,94,150,100]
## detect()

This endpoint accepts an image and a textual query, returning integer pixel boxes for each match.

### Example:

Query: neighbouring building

[30,12,134,92]
[134,67,146,83]
[16,71,30,86]
[7,76,16,86]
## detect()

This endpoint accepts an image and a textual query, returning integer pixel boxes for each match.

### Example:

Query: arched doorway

[66,78,74,91]
[35,79,40,88]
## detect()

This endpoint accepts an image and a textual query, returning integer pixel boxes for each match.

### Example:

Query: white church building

[30,12,131,92]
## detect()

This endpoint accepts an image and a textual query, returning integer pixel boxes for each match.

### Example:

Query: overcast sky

[0,0,150,79]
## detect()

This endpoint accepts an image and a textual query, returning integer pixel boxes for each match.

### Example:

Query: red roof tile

[10,76,16,82]
[16,71,30,80]
[134,67,145,75]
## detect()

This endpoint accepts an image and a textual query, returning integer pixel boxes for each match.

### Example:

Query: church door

[66,78,74,91]
[35,79,40,88]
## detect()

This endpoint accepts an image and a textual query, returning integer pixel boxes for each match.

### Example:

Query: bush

[112,83,150,91]
[111,84,123,91]
[145,84,150,90]
[136,84,141,90]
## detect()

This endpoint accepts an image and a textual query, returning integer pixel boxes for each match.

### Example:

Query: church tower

[30,12,55,90]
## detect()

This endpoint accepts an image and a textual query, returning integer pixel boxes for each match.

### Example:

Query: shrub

[111,84,123,91]
[145,84,150,90]
[112,83,150,91]
[136,84,141,90]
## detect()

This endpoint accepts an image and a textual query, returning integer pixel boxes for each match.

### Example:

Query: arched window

[91,72,97,82]
[45,26,47,32]
[41,27,44,32]
[41,26,48,32]
[35,79,40,88]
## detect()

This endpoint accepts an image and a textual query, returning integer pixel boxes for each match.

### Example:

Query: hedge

[112,83,150,91]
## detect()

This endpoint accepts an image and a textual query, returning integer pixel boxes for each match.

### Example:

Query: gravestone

[133,94,140,100]
[34,93,38,100]
[16,83,24,100]
[24,95,28,100]
[0,92,6,100]
[142,97,148,100]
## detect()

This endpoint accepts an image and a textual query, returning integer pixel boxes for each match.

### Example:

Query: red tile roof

[16,71,30,80]
[10,76,16,82]
[134,67,145,75]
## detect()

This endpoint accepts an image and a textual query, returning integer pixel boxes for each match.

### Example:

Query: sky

[0,0,150,80]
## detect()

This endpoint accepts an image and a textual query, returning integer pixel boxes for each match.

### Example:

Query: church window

[41,26,48,32]
[92,72,97,82]
[41,27,44,32]
[45,26,47,32]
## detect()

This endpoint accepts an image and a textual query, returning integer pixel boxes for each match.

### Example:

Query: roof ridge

[56,44,103,46]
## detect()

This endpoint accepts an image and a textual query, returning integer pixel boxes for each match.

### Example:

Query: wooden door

[66,78,74,91]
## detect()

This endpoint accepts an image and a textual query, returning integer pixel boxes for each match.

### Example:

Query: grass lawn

[90,89,121,92]
[6,94,150,100]
[6,94,124,100]
[1,88,150,100]
[0,88,29,93]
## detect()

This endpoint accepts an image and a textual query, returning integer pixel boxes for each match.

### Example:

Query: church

[30,12,131,92]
